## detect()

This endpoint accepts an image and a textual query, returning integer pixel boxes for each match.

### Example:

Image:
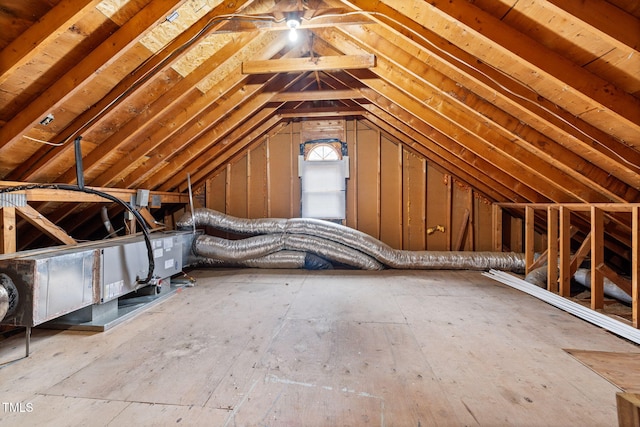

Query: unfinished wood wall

[199,119,494,251]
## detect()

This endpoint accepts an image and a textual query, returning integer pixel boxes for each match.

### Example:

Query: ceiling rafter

[0,0,105,86]
[339,0,640,187]
[375,0,640,146]
[0,0,185,154]
[313,28,607,203]
[326,25,637,202]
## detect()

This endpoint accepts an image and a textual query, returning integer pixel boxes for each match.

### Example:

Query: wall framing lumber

[591,206,605,310]
[0,207,16,254]
[547,206,559,293]
[633,206,639,328]
[496,202,640,329]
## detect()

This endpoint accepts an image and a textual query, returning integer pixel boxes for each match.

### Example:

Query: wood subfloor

[0,269,637,426]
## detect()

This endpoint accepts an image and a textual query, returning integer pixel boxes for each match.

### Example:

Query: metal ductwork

[178,208,526,272]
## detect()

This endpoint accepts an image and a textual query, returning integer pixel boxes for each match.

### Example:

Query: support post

[0,207,16,254]
[525,206,535,275]
[591,206,604,310]
[547,206,559,293]
[559,206,572,297]
[632,206,639,328]
[492,204,502,252]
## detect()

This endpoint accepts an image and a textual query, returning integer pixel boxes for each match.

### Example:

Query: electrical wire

[22,9,638,174]
[305,10,640,173]
[0,184,155,284]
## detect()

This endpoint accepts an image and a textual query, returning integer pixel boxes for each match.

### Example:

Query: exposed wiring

[22,9,638,174]
[21,135,65,147]
[306,10,640,173]
[0,184,155,284]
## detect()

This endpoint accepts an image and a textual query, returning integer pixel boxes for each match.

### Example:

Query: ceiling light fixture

[286,18,300,42]
[166,11,179,23]
[39,113,54,126]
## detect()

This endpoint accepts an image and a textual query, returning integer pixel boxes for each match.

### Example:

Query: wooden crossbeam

[15,205,76,245]
[242,55,376,74]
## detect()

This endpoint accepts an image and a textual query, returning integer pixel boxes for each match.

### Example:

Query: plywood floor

[0,269,637,426]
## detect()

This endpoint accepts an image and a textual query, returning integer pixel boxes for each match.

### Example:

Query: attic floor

[0,269,637,426]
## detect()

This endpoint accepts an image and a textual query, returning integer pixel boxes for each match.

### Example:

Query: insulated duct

[192,251,333,270]
[179,209,525,272]
[524,266,632,305]
[0,273,18,322]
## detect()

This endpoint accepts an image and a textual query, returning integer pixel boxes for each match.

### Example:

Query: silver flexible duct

[524,266,632,305]
[573,268,632,305]
[179,209,524,271]
[192,251,332,269]
[194,234,383,270]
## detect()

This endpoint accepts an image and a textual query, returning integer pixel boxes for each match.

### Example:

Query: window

[306,144,340,161]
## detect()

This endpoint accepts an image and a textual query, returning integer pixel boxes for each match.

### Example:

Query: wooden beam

[633,206,639,328]
[0,208,16,255]
[16,205,76,245]
[569,232,592,276]
[596,263,632,297]
[616,392,640,427]
[242,55,376,74]
[0,0,103,86]
[271,89,361,102]
[0,0,185,152]
[344,0,640,189]
[525,206,535,275]
[138,207,162,230]
[591,206,605,310]
[547,206,559,292]
[454,208,470,251]
[559,206,572,297]
[0,182,189,204]
[324,26,618,204]
[544,0,640,52]
[492,204,502,252]
[380,0,640,145]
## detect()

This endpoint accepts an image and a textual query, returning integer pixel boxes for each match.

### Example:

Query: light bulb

[289,27,298,42]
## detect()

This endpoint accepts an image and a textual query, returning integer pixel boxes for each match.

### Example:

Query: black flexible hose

[0,184,155,283]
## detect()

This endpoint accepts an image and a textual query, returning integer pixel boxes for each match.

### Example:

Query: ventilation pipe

[179,209,525,272]
[525,266,632,305]
[0,273,18,322]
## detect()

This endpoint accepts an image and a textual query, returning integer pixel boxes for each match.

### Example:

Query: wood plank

[0,0,185,152]
[379,135,402,248]
[565,349,640,392]
[559,206,572,297]
[242,55,376,74]
[454,208,470,251]
[633,206,639,328]
[0,0,103,85]
[591,206,605,310]
[271,89,360,102]
[492,204,503,252]
[525,206,535,274]
[0,207,16,254]
[0,270,636,426]
[15,205,76,245]
[548,206,559,292]
[380,0,640,145]
[617,393,640,427]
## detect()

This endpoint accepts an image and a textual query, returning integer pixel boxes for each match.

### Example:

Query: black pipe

[74,136,84,189]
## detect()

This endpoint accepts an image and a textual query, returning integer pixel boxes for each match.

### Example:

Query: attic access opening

[298,139,349,221]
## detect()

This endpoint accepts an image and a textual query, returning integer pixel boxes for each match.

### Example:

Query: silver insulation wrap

[194,234,383,270]
[192,251,332,270]
[179,209,525,272]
